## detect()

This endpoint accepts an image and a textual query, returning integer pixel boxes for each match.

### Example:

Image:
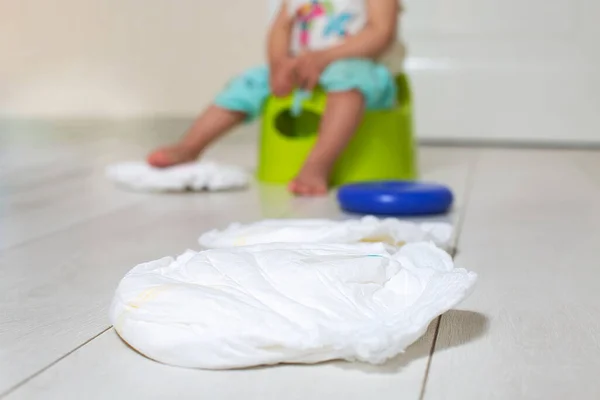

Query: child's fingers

[298,76,309,91]
[295,64,315,91]
[295,67,309,90]
[305,71,319,91]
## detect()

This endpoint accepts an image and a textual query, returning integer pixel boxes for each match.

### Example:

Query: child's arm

[267,2,293,66]
[267,3,298,96]
[323,0,399,61]
[297,0,399,90]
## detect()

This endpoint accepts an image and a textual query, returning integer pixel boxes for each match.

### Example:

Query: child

[148,0,404,196]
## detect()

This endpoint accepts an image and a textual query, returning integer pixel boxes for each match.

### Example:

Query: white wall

[2,0,600,144]
[1,0,268,117]
[403,0,600,144]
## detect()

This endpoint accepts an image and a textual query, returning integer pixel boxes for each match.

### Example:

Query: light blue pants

[214,59,397,121]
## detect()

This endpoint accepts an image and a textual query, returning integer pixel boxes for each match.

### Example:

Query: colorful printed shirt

[284,0,404,73]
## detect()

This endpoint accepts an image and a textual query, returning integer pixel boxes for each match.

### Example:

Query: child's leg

[148,66,272,168]
[148,106,245,168]
[289,90,365,196]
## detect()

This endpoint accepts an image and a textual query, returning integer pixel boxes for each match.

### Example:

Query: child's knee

[326,89,365,104]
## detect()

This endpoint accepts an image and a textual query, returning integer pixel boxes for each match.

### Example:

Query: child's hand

[296,51,330,91]
[270,57,297,98]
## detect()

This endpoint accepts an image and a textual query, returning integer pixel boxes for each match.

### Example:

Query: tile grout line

[0,327,113,399]
[418,151,481,400]
[418,317,442,400]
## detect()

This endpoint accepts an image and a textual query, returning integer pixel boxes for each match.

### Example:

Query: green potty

[257,74,417,186]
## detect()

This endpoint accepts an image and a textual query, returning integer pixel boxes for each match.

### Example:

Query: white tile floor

[1,121,599,400]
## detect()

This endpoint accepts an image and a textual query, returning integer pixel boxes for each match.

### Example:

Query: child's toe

[147,150,172,168]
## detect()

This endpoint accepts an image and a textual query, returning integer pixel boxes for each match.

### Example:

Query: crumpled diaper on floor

[199,216,453,250]
[106,161,249,192]
[110,242,476,369]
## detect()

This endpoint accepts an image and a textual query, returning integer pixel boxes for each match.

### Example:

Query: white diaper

[106,161,250,192]
[199,216,454,250]
[110,242,476,369]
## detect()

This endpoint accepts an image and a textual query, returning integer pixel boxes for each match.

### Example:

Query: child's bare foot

[147,145,200,168]
[288,164,329,196]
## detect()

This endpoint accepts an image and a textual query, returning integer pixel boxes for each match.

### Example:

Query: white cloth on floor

[106,161,250,192]
[199,216,453,250]
[110,242,476,369]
